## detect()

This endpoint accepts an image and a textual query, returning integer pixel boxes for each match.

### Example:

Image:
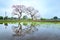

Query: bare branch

[26,7,39,20]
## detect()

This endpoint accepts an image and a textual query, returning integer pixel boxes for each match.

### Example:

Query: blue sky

[0,0,60,18]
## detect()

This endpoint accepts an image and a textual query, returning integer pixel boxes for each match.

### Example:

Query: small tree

[23,15,28,19]
[12,5,26,20]
[0,16,3,20]
[4,16,8,20]
[53,16,58,20]
[40,18,46,20]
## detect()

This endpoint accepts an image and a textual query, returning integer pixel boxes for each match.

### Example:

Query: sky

[0,0,60,18]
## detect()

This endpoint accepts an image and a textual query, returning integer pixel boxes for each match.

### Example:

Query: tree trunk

[18,16,21,20]
[18,12,22,20]
[31,15,34,20]
[31,16,34,20]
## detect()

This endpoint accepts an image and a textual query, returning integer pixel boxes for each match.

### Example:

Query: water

[0,22,60,40]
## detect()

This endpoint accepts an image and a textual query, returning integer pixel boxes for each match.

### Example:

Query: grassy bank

[0,20,60,24]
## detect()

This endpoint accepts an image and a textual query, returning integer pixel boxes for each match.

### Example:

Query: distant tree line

[0,16,17,20]
[0,16,59,21]
[0,16,29,20]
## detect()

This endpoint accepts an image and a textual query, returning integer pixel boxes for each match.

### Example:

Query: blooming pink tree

[12,5,26,20]
[26,7,39,20]
[12,5,39,20]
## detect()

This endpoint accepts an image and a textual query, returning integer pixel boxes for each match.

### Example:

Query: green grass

[0,20,60,24]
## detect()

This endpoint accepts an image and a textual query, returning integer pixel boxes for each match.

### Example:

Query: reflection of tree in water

[25,23,38,34]
[0,23,3,24]
[12,23,22,36]
[12,22,38,40]
[4,23,8,29]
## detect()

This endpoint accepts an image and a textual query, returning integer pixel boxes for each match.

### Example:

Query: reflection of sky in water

[0,23,60,40]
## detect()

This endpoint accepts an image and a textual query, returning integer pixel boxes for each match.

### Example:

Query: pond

[0,22,60,40]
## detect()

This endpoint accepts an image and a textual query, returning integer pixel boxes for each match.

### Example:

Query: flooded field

[0,22,60,40]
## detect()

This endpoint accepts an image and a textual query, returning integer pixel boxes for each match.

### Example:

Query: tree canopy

[12,5,39,20]
[53,16,58,19]
[0,16,3,20]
